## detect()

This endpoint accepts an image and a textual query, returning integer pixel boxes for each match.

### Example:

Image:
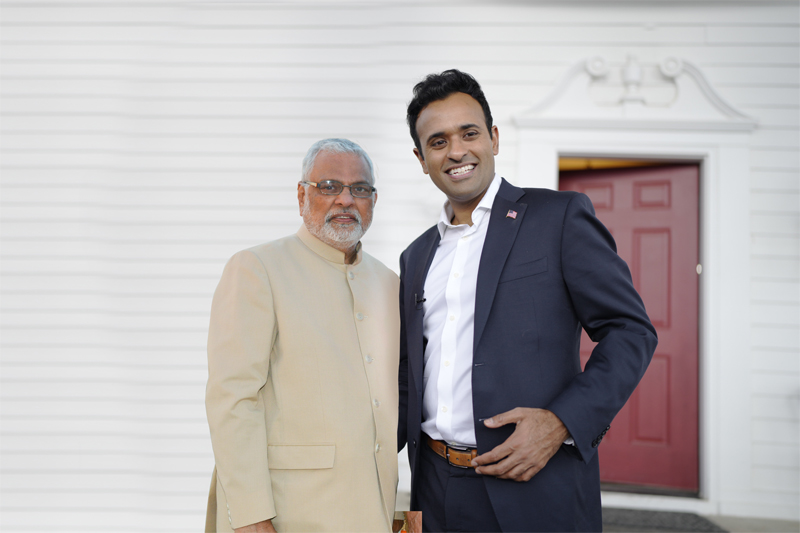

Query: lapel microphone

[414,293,426,310]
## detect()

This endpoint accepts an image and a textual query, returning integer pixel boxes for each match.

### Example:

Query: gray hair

[301,138,375,184]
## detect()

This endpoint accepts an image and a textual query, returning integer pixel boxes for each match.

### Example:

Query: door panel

[560,164,699,492]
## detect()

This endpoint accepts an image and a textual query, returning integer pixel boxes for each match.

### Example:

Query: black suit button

[413,439,417,447]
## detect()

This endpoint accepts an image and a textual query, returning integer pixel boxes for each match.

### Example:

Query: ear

[491,125,499,156]
[297,182,306,216]
[413,147,429,175]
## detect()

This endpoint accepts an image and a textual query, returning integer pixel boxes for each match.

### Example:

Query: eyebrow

[425,123,481,145]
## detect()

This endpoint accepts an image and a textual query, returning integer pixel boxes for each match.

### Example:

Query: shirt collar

[436,174,501,239]
[296,224,362,265]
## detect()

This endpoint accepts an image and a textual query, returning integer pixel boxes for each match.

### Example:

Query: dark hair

[406,69,494,154]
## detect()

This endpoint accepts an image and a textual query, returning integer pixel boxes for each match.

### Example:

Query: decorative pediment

[514,56,757,132]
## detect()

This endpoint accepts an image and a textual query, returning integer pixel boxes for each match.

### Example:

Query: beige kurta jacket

[205,226,400,532]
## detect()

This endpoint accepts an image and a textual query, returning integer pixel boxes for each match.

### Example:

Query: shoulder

[508,187,594,220]
[219,234,303,277]
[247,233,301,255]
[401,225,438,259]
[360,251,399,281]
[496,178,587,211]
[517,187,582,206]
[240,234,305,262]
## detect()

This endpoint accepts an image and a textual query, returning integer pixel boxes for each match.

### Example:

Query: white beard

[302,202,370,251]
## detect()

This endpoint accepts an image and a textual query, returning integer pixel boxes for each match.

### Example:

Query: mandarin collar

[296,224,362,266]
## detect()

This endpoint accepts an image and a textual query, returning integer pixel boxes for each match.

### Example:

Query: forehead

[415,92,486,139]
[311,151,371,183]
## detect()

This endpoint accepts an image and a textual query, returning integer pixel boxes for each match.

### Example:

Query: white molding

[514,56,757,133]
[514,118,757,132]
[678,61,753,123]
[601,492,719,516]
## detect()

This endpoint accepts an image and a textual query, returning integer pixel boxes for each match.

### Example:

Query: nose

[334,186,355,206]
[447,137,467,161]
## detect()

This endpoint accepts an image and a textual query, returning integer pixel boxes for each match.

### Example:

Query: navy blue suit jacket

[398,179,658,532]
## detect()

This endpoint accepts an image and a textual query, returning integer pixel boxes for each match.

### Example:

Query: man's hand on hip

[471,408,569,482]
[235,520,277,533]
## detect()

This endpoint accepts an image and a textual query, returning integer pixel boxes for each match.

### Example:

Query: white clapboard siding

[1,1,798,529]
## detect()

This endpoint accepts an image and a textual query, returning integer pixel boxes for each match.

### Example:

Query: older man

[205,139,399,532]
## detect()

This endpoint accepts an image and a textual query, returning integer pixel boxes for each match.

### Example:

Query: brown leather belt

[424,433,478,469]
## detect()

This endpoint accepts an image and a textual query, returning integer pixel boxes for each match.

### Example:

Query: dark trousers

[413,439,503,533]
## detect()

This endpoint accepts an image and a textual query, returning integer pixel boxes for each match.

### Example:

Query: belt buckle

[445,446,471,469]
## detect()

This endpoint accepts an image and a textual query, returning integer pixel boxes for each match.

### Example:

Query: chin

[307,220,367,251]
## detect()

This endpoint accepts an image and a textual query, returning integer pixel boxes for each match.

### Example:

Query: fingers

[471,440,513,467]
[482,407,522,428]
[471,435,529,476]
[474,453,541,481]
[508,464,539,482]
[474,454,515,477]
[473,407,563,482]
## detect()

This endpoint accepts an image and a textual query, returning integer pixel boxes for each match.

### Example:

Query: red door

[560,164,699,493]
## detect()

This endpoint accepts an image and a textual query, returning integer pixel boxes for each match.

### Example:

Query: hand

[406,511,422,533]
[471,408,569,482]
[235,519,277,533]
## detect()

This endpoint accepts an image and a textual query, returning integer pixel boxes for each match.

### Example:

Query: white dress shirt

[421,174,502,447]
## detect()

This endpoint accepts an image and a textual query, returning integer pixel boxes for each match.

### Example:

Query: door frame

[560,163,701,494]
[513,127,753,516]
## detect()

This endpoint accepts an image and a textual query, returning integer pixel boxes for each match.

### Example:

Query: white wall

[1,1,797,530]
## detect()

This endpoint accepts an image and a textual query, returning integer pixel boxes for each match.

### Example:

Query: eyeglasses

[301,180,376,198]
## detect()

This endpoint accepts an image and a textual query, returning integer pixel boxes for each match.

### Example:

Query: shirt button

[444,360,451,367]
[453,272,460,278]
[449,315,455,321]
[375,443,381,452]
[373,399,380,407]
[348,271,354,280]
[441,406,448,413]
[356,312,364,321]
[365,355,373,363]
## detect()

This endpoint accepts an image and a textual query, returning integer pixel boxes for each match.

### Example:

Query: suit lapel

[474,179,527,351]
[409,229,440,393]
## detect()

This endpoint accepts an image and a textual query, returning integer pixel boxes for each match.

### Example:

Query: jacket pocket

[499,256,548,284]
[267,444,335,470]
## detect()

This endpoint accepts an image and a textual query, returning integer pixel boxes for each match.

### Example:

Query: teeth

[449,165,474,176]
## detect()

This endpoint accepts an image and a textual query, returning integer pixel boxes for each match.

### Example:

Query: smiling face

[297,150,376,259]
[413,92,499,223]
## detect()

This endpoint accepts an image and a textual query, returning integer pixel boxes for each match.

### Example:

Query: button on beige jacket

[205,226,400,532]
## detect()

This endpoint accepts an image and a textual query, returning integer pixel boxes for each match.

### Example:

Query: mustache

[325,208,362,224]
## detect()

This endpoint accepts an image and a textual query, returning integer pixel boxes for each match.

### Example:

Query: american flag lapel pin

[506,209,517,219]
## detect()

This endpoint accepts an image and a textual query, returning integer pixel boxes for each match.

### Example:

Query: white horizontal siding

[753,443,800,470]
[1,0,798,528]
[752,170,800,190]
[751,349,800,372]
[746,36,799,509]
[752,395,800,421]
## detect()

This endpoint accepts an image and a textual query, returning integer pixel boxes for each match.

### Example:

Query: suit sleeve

[546,193,658,463]
[205,250,277,528]
[397,250,409,453]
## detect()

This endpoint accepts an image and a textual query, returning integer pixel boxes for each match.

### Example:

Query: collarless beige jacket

[205,226,400,532]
